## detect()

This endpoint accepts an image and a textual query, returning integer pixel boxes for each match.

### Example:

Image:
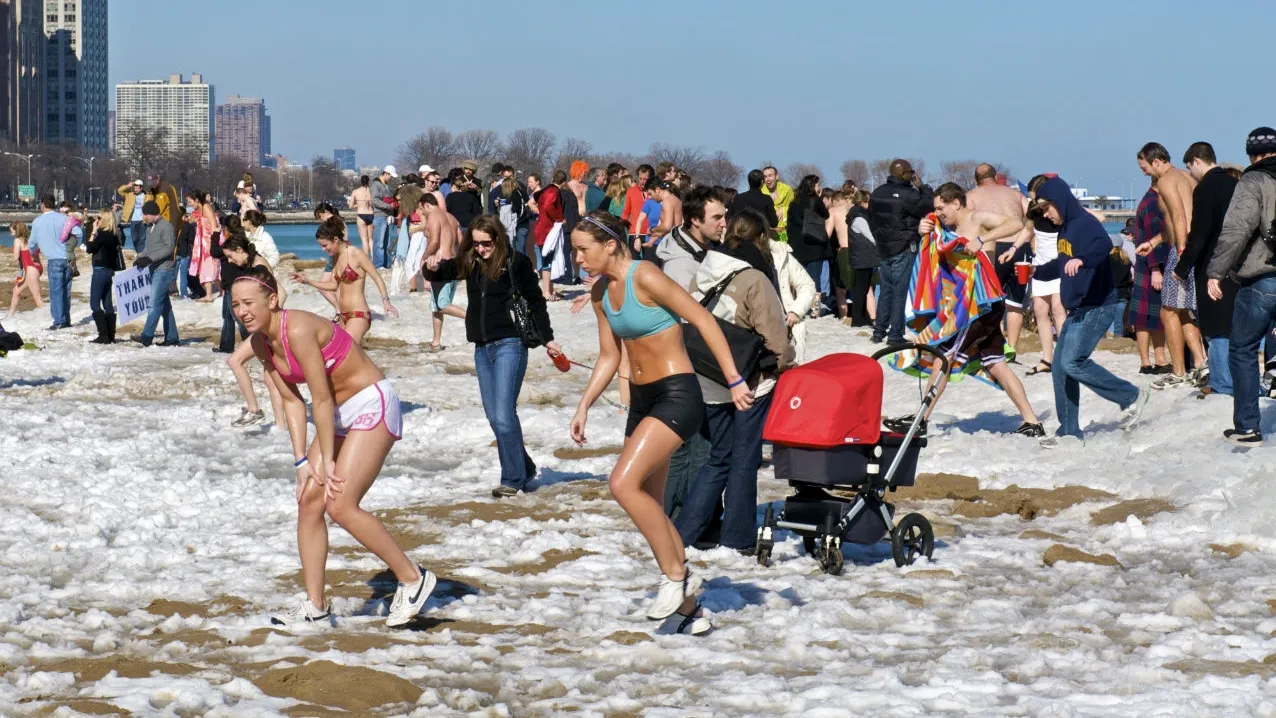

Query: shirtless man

[418,194,466,352]
[894,182,1043,437]
[649,181,683,240]
[1135,142,1207,389]
[967,163,1032,354]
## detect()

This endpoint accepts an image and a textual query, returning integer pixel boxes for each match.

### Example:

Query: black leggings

[626,373,705,442]
[849,268,874,327]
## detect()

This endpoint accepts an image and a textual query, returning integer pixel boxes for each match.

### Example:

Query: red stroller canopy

[763,353,883,448]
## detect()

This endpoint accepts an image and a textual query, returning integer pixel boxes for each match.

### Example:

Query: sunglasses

[472,240,495,248]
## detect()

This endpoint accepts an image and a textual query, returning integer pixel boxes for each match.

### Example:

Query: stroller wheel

[891,513,935,567]
[820,537,844,575]
[755,505,775,566]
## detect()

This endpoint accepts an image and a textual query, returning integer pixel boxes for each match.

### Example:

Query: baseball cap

[142,200,160,215]
[1121,218,1136,236]
[418,164,434,175]
[383,165,398,178]
[132,179,143,186]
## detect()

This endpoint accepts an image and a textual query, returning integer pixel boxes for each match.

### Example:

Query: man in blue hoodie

[1030,177,1148,440]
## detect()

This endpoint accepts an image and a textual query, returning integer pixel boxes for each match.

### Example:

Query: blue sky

[109,0,1275,195]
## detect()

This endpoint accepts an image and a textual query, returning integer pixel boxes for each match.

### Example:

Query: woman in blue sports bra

[569,211,753,636]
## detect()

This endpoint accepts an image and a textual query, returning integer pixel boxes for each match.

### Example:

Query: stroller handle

[870,343,952,376]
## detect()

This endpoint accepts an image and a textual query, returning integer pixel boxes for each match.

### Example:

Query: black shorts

[625,373,705,442]
[940,302,1007,365]
[994,242,1031,309]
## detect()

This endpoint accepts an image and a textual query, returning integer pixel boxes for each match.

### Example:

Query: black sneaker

[491,485,519,498]
[1015,422,1046,438]
[129,335,153,347]
[1152,364,1174,375]
[883,415,927,436]
[869,335,886,345]
[1224,429,1262,446]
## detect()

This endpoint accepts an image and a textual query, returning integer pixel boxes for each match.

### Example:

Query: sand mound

[953,485,1116,520]
[894,473,981,501]
[554,446,623,460]
[41,656,197,682]
[1090,498,1175,525]
[253,660,421,711]
[1043,544,1122,568]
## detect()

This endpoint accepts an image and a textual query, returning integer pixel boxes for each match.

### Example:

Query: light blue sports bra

[602,261,680,339]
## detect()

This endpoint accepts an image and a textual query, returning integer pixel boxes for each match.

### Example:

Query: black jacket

[84,228,123,270]
[729,188,779,228]
[868,176,934,259]
[1177,166,1239,338]
[426,251,554,345]
[847,205,880,269]
[788,195,833,264]
[446,190,483,232]
[211,232,254,291]
[176,221,195,259]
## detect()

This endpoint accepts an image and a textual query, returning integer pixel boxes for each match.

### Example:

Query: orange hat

[569,160,589,181]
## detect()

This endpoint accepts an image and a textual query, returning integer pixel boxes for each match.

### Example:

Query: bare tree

[554,137,593,174]
[939,160,980,188]
[785,162,823,185]
[115,122,171,177]
[309,156,346,203]
[840,159,869,187]
[455,129,504,172]
[587,151,641,173]
[396,126,457,173]
[698,151,743,188]
[646,143,706,176]
[502,127,556,177]
[869,159,894,188]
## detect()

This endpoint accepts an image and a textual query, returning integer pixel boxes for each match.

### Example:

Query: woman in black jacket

[847,189,880,327]
[425,215,564,498]
[84,209,124,344]
[787,175,833,317]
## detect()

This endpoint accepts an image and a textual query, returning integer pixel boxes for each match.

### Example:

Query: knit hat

[1246,127,1276,156]
[142,200,161,215]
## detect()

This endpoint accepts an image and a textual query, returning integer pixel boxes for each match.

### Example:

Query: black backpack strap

[669,227,706,263]
[699,268,749,308]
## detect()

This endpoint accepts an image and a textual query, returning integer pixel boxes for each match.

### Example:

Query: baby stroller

[754,344,949,575]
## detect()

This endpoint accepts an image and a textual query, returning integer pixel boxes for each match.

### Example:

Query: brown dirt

[362,335,410,350]
[1020,529,1068,542]
[253,660,422,712]
[297,632,417,654]
[1090,498,1176,525]
[444,363,477,375]
[1163,659,1276,678]
[146,595,250,618]
[953,485,1117,521]
[232,628,290,647]
[1267,599,1276,615]
[40,656,198,682]
[446,620,556,637]
[858,591,925,607]
[1209,543,1254,559]
[159,628,228,649]
[291,259,328,270]
[605,631,653,645]
[1043,544,1123,569]
[34,700,130,716]
[893,472,981,501]
[487,548,596,575]
[554,446,624,460]
[1015,333,1136,357]
[413,500,575,525]
[904,569,958,580]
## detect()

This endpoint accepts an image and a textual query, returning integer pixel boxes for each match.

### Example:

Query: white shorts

[335,379,402,439]
[1031,278,1060,296]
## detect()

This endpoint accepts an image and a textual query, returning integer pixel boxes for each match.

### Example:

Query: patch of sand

[554,446,624,460]
[146,595,250,618]
[1090,498,1175,525]
[1020,530,1068,542]
[298,632,417,654]
[253,660,422,711]
[604,631,653,645]
[904,569,958,580]
[1209,543,1254,559]
[1043,544,1122,569]
[953,485,1117,521]
[488,548,596,575]
[1163,659,1276,678]
[414,500,574,525]
[858,591,924,607]
[40,656,197,682]
[894,473,981,501]
[444,364,477,376]
[34,700,130,716]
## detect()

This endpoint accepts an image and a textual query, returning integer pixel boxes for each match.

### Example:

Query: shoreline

[0,210,335,225]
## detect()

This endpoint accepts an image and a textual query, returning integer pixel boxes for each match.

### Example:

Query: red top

[532,185,563,247]
[621,185,646,235]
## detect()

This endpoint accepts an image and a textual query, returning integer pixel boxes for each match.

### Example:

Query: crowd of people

[7,126,1276,633]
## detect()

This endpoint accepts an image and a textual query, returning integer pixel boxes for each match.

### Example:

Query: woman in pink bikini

[231,265,434,627]
[7,221,44,317]
[290,217,398,345]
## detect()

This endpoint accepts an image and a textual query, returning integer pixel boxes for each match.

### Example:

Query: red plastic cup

[551,350,570,372]
[1015,261,1031,285]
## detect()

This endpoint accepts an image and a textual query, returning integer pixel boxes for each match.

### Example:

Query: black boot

[104,312,117,344]
[91,311,108,344]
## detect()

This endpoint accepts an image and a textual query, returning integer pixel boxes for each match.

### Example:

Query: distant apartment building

[115,73,215,164]
[42,0,107,151]
[216,95,270,167]
[333,147,356,172]
[0,0,44,145]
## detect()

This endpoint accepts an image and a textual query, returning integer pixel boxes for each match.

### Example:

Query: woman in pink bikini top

[230,265,436,629]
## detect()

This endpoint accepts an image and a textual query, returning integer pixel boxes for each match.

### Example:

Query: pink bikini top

[265,310,353,384]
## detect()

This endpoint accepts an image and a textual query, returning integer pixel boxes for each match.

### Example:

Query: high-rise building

[106,107,112,152]
[215,95,269,167]
[0,0,44,145]
[115,74,215,164]
[333,147,356,172]
[42,0,107,152]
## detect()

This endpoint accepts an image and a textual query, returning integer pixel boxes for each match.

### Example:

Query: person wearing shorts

[334,378,403,439]
[625,374,704,441]
[993,241,1031,355]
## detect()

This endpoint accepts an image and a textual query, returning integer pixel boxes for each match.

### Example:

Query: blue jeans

[1208,337,1233,396]
[474,337,536,489]
[1053,302,1139,439]
[874,251,915,342]
[1229,276,1276,432]
[130,221,146,255]
[219,290,247,351]
[674,392,773,550]
[372,215,393,269]
[46,258,72,328]
[514,225,530,257]
[90,266,115,314]
[176,256,191,298]
[140,266,178,344]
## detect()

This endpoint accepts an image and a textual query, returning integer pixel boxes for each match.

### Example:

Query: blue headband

[582,215,622,242]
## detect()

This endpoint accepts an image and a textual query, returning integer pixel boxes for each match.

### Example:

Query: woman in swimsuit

[291,217,398,346]
[231,265,435,627]
[349,176,375,256]
[7,221,44,317]
[569,211,753,636]
[222,236,286,428]
[312,204,343,310]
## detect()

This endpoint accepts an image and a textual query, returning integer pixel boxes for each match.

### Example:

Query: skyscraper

[0,0,44,145]
[42,0,107,152]
[334,147,356,172]
[115,74,215,165]
[215,95,269,167]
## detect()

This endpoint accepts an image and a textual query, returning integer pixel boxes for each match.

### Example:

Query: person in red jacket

[532,170,567,300]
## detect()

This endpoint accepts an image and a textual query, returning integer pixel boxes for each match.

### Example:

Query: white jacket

[249,227,280,269]
[769,241,816,363]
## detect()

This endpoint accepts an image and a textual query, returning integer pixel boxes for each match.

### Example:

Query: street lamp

[72,156,95,206]
[3,151,37,185]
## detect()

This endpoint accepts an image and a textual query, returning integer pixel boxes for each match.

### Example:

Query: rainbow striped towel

[888,214,1008,384]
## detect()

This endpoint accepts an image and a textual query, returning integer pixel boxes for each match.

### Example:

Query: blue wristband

[728,377,746,388]
[294,457,309,468]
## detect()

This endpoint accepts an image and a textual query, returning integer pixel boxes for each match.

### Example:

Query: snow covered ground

[2,266,1276,716]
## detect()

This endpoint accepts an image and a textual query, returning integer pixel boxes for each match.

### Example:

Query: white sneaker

[271,598,331,627]
[1119,389,1150,431]
[386,567,436,627]
[232,409,265,427]
[656,603,713,636]
[1151,373,1190,390]
[647,569,703,620]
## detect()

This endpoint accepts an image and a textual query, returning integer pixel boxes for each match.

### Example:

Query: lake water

[0,221,333,261]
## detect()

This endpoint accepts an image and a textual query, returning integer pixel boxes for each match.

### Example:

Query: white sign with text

[112,267,153,324]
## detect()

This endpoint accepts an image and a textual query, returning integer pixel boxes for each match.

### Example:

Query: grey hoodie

[371,176,396,216]
[1207,159,1276,283]
[141,218,176,271]
[656,226,706,290]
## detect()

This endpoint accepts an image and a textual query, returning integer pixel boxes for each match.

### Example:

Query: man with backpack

[1205,127,1276,445]
[656,186,726,290]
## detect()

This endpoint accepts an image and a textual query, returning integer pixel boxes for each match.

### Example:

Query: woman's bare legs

[228,341,261,413]
[199,281,216,302]
[1033,295,1056,364]
[26,266,43,308]
[344,316,371,346]
[356,218,373,256]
